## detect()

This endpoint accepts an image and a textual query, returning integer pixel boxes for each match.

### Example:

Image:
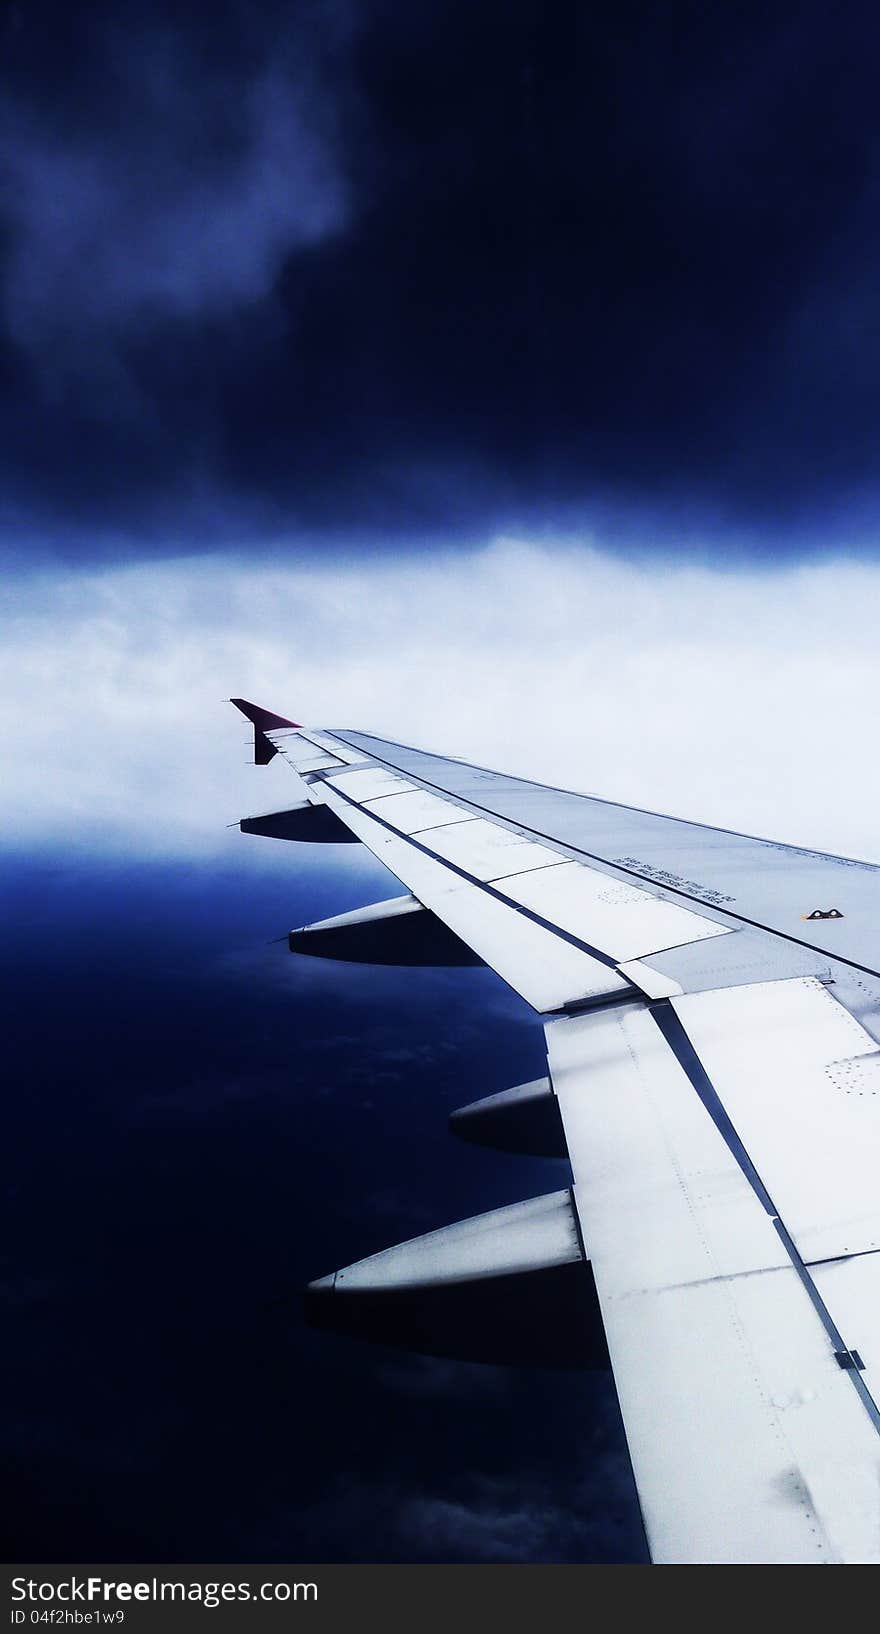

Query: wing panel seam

[323,780,623,978]
[333,730,880,872]
[651,998,880,1438]
[326,733,880,983]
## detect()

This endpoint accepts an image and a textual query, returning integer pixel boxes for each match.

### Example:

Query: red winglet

[229,698,301,730]
[230,697,301,765]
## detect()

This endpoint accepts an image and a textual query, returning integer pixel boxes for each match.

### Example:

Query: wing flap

[415,817,565,881]
[673,978,880,1263]
[602,1263,880,1563]
[326,768,419,801]
[547,1000,880,1563]
[813,1255,880,1412]
[312,758,733,1010]
[320,784,628,1011]
[360,787,472,833]
[498,858,731,961]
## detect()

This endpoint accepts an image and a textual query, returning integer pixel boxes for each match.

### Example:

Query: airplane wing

[231,699,880,1564]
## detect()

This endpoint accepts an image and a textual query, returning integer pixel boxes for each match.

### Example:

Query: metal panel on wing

[498,859,731,961]
[318,786,630,1012]
[326,767,418,801]
[547,1002,880,1563]
[421,817,566,881]
[363,787,472,834]
[672,977,880,1263]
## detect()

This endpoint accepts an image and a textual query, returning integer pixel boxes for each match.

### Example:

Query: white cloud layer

[3,537,879,864]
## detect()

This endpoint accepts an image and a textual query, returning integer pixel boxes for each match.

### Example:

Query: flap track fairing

[288,894,484,967]
[449,1077,568,1158]
[305,1190,606,1368]
[240,803,360,843]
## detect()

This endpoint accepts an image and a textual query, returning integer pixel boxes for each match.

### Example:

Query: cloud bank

[3,537,878,864]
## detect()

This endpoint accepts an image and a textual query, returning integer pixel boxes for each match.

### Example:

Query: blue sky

[4,0,880,1566]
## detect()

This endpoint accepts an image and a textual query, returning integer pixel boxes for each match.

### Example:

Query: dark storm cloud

[1,37,345,352]
[3,0,880,552]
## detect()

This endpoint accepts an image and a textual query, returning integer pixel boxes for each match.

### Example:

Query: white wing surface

[231,701,880,1563]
